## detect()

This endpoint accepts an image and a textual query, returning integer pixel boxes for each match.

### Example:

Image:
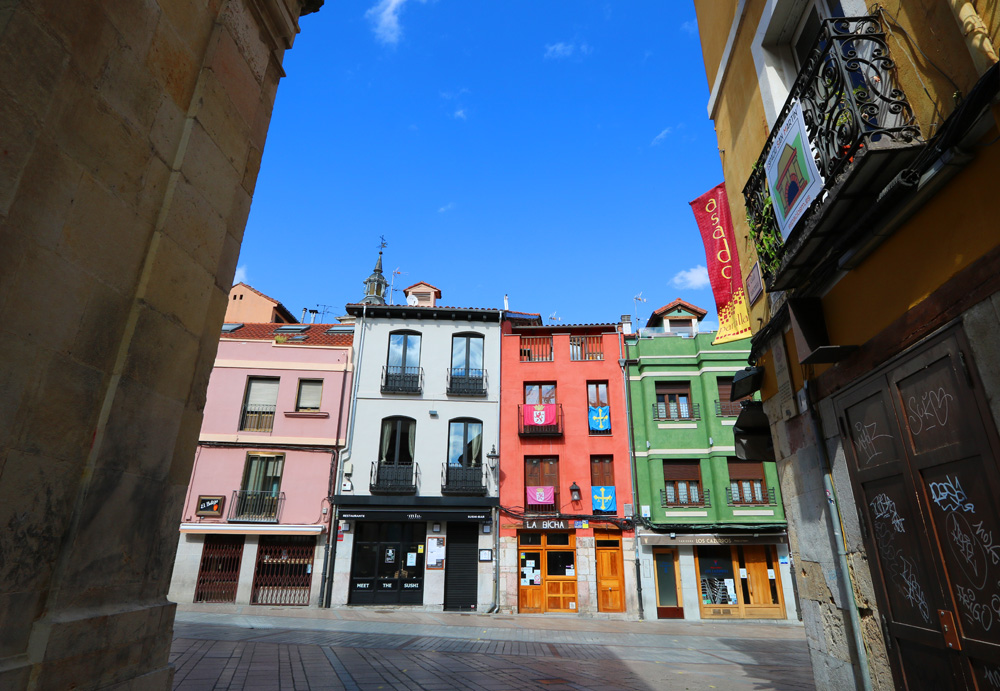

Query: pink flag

[527,486,555,504]
[523,403,556,426]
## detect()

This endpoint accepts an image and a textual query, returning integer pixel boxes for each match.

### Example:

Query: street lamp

[569,482,582,502]
[486,444,500,471]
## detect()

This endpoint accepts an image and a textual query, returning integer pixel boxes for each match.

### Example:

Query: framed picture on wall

[196,495,225,517]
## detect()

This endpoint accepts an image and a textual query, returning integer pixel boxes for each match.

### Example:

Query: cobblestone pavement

[171,607,815,691]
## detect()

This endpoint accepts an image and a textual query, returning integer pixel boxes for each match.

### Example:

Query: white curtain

[380,419,393,463]
[407,420,416,463]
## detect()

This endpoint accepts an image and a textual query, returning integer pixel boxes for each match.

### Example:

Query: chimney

[301,308,307,322]
[504,294,509,310]
[620,314,633,335]
[309,309,318,324]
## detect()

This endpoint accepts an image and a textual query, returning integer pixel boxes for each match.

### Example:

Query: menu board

[426,537,445,569]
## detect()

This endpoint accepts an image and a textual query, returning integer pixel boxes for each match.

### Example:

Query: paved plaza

[170,607,815,691]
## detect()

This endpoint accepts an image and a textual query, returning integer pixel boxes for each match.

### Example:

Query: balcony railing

[660,487,711,509]
[716,400,743,417]
[518,404,564,436]
[229,490,284,522]
[726,486,778,507]
[743,15,922,290]
[441,464,487,496]
[370,462,417,494]
[569,335,604,361]
[526,494,559,515]
[239,404,275,432]
[446,368,487,396]
[381,365,423,394]
[519,336,553,362]
[652,402,701,421]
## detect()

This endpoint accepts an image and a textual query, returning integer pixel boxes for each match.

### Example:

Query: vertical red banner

[689,183,751,344]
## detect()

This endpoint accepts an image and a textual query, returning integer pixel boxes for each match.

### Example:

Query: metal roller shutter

[443,522,479,611]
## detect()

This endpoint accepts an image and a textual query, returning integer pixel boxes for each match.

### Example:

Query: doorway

[695,544,785,619]
[349,521,427,605]
[594,529,625,612]
[653,548,683,618]
[518,531,577,613]
[444,523,479,611]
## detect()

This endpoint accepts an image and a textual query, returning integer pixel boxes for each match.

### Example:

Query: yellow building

[694,1,1000,689]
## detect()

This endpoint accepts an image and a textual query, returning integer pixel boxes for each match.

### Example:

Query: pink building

[168,320,353,608]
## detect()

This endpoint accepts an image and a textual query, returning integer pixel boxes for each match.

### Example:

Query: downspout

[947,0,999,77]
[488,309,503,613]
[619,326,644,620]
[804,380,872,691]
[324,304,368,607]
[320,347,352,606]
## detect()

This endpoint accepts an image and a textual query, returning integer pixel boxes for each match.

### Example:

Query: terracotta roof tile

[220,322,353,347]
[646,299,708,326]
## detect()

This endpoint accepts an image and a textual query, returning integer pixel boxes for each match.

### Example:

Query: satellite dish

[406,294,419,306]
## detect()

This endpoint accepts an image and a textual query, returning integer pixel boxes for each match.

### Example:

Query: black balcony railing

[660,487,711,509]
[370,462,417,494]
[229,490,284,522]
[652,402,701,421]
[526,494,559,515]
[715,400,743,417]
[446,368,487,396]
[743,15,922,290]
[441,464,487,495]
[518,404,564,436]
[726,486,778,507]
[381,365,423,394]
[239,404,276,432]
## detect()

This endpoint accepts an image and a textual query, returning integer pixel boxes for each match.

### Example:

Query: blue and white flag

[588,406,610,431]
[592,486,616,512]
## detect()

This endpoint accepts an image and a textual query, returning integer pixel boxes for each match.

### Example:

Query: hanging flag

[588,406,610,431]
[527,486,555,504]
[764,100,824,239]
[592,486,616,512]
[690,183,752,345]
[523,403,556,426]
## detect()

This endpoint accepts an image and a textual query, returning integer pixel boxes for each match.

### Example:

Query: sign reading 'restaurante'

[690,183,752,345]
[764,100,824,239]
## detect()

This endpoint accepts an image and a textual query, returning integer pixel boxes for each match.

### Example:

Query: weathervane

[633,292,647,324]
[378,235,388,251]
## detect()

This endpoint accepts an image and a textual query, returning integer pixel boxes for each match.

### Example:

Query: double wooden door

[835,325,1000,689]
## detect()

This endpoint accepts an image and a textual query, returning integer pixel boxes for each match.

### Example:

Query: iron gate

[250,535,315,606]
[194,534,244,603]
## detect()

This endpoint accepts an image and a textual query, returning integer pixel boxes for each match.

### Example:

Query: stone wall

[0,0,317,687]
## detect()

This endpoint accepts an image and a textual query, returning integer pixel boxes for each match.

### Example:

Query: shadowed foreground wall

[0,0,318,687]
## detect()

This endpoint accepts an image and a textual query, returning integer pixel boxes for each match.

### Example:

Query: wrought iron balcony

[446,368,487,396]
[239,404,275,432]
[517,404,564,436]
[660,487,711,509]
[381,365,423,394]
[441,463,487,496]
[370,462,417,494]
[228,490,284,522]
[743,15,923,291]
[652,402,701,421]
[715,400,743,417]
[726,486,778,507]
[526,493,559,515]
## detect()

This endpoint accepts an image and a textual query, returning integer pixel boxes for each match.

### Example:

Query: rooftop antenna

[504,294,509,311]
[633,292,647,325]
[548,311,562,323]
[389,267,407,305]
[315,303,336,322]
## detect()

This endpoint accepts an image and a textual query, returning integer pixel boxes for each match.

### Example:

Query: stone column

[0,0,321,688]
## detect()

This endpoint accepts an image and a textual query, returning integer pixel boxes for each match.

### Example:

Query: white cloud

[651,127,673,146]
[681,20,698,36]
[580,42,593,55]
[453,108,466,120]
[671,265,710,290]
[366,0,426,45]
[544,42,575,59]
[438,202,455,213]
[233,265,248,285]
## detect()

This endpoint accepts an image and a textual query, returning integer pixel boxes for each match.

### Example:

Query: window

[716,376,748,416]
[451,334,484,375]
[655,383,694,420]
[662,461,703,506]
[524,383,557,404]
[233,453,284,521]
[668,319,694,337]
[448,419,483,467]
[295,379,323,411]
[379,417,416,465]
[384,331,422,392]
[570,335,603,361]
[242,454,284,493]
[519,335,553,362]
[240,377,279,432]
[591,456,615,514]
[525,457,559,513]
[728,460,767,505]
[588,381,611,434]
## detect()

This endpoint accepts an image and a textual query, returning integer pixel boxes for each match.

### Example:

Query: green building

[624,300,794,621]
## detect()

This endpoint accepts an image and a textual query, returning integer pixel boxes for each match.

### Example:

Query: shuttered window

[662,461,702,505]
[296,379,323,411]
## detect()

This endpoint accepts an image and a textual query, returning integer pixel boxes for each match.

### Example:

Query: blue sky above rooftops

[236,1,725,329]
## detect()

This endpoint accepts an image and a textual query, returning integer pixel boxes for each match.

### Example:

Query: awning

[640,532,786,546]
[179,523,325,535]
[338,508,493,522]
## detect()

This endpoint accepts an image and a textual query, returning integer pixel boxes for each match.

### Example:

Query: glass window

[451,334,484,374]
[241,377,279,431]
[546,533,570,546]
[242,454,283,493]
[655,383,692,420]
[697,546,738,605]
[662,461,703,506]
[525,383,556,404]
[654,551,679,607]
[388,332,421,369]
[295,379,323,411]
[519,533,542,546]
[587,382,609,407]
[379,417,415,465]
[728,460,767,504]
[546,551,575,576]
[448,419,483,467]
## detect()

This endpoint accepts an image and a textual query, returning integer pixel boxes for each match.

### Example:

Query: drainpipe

[319,348,353,607]
[487,309,504,614]
[804,380,872,691]
[947,0,999,76]
[324,304,368,607]
[619,326,644,620]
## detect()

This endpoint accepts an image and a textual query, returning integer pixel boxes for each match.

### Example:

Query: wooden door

[653,549,683,618]
[739,545,784,618]
[518,551,542,613]
[835,326,1000,689]
[596,548,624,612]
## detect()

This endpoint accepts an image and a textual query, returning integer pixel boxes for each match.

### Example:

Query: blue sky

[235,1,724,328]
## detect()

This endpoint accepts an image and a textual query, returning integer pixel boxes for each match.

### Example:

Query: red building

[498,317,636,615]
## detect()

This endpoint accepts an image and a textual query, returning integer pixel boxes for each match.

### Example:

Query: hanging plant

[743,163,784,280]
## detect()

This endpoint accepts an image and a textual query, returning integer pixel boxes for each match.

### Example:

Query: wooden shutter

[525,458,542,486]
[541,458,559,487]
[591,457,614,486]
[662,460,700,481]
[727,460,763,479]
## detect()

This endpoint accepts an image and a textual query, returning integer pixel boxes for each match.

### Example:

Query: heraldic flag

[592,486,616,512]
[523,403,556,427]
[588,406,610,431]
[527,486,555,504]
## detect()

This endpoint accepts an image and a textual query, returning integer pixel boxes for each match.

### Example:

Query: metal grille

[519,336,553,362]
[251,536,315,606]
[229,490,284,522]
[381,365,423,393]
[715,400,743,417]
[239,404,275,432]
[446,368,487,395]
[652,402,701,421]
[370,462,417,494]
[661,487,711,508]
[441,464,486,495]
[569,335,603,361]
[194,535,244,603]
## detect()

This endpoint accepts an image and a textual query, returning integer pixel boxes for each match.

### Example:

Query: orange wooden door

[518,551,542,613]
[596,548,624,612]
[742,546,772,605]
